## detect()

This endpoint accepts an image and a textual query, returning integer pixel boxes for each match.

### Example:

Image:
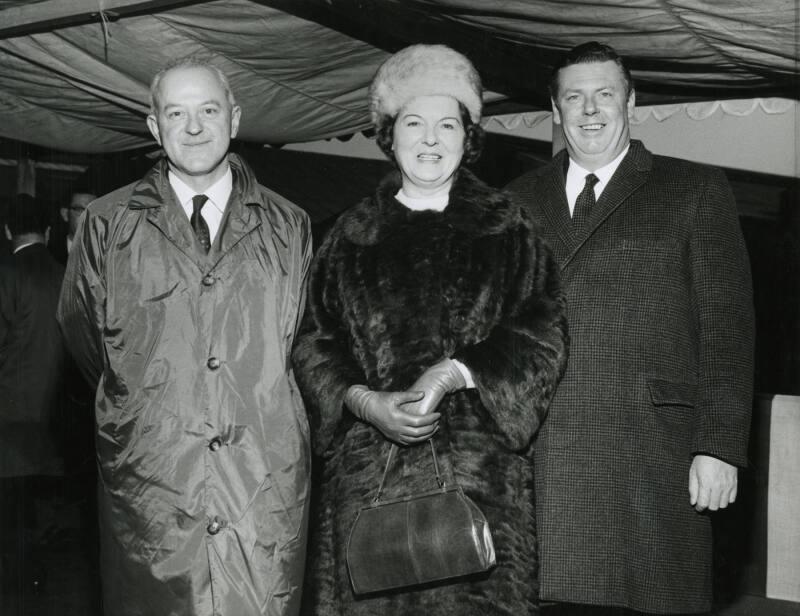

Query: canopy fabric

[0,1,386,152]
[0,0,796,153]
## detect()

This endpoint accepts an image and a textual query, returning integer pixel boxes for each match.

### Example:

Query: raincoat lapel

[147,195,197,253]
[128,160,208,268]
[130,155,270,272]
[214,197,261,258]
[214,156,263,260]
[215,153,296,278]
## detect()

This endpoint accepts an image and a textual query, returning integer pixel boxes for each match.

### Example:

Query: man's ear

[60,207,68,223]
[4,225,11,242]
[44,226,50,246]
[627,89,636,119]
[229,105,242,140]
[551,98,562,126]
[146,114,162,145]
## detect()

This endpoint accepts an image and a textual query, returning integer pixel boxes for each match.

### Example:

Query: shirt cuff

[451,359,475,389]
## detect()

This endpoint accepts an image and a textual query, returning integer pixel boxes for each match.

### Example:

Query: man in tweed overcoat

[506,42,754,615]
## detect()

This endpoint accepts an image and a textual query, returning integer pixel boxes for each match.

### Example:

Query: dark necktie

[191,194,211,253]
[572,173,599,231]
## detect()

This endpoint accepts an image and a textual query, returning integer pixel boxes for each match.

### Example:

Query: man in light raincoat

[57,55,312,616]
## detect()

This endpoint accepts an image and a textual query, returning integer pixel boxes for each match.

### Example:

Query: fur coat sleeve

[292,227,369,455]
[452,209,568,450]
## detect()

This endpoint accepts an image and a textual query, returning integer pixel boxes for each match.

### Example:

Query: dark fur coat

[292,169,568,615]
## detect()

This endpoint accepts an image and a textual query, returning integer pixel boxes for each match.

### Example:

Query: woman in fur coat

[292,44,568,616]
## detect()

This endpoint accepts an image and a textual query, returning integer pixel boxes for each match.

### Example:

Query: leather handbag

[346,440,496,595]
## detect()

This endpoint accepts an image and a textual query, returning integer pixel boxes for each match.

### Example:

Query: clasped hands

[344,359,466,446]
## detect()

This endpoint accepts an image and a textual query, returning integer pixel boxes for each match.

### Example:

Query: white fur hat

[369,44,483,125]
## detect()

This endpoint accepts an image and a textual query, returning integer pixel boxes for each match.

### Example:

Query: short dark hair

[549,41,634,100]
[7,193,50,236]
[374,101,485,166]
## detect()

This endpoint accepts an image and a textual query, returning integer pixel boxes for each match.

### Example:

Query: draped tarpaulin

[0,1,386,151]
[0,0,796,153]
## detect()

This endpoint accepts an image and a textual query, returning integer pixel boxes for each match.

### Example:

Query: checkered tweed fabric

[505,140,754,614]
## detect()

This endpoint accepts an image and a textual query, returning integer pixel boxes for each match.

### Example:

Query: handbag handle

[373,441,445,504]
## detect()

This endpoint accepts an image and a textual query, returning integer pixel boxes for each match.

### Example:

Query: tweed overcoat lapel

[535,150,574,265]
[561,141,652,269]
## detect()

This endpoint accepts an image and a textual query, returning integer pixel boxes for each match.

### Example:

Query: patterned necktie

[191,194,211,253]
[572,173,599,231]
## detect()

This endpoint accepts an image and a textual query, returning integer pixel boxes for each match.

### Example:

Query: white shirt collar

[566,145,630,215]
[13,240,42,254]
[169,167,232,212]
[168,167,233,242]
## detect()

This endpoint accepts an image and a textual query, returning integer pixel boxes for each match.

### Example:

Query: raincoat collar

[127,153,266,211]
[126,153,266,269]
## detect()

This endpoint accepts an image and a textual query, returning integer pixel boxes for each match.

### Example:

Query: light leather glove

[404,358,467,417]
[344,385,440,445]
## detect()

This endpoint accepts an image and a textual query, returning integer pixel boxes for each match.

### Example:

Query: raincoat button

[202,274,215,286]
[207,357,220,370]
[209,437,222,452]
[207,517,224,535]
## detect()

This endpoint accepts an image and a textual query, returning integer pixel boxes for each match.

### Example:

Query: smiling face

[392,95,465,198]
[552,60,634,171]
[146,66,241,192]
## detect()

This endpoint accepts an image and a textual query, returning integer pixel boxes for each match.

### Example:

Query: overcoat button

[202,274,215,286]
[209,437,222,452]
[207,518,224,535]
[207,357,220,370]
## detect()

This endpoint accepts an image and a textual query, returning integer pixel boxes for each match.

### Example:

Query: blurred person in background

[0,193,67,599]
